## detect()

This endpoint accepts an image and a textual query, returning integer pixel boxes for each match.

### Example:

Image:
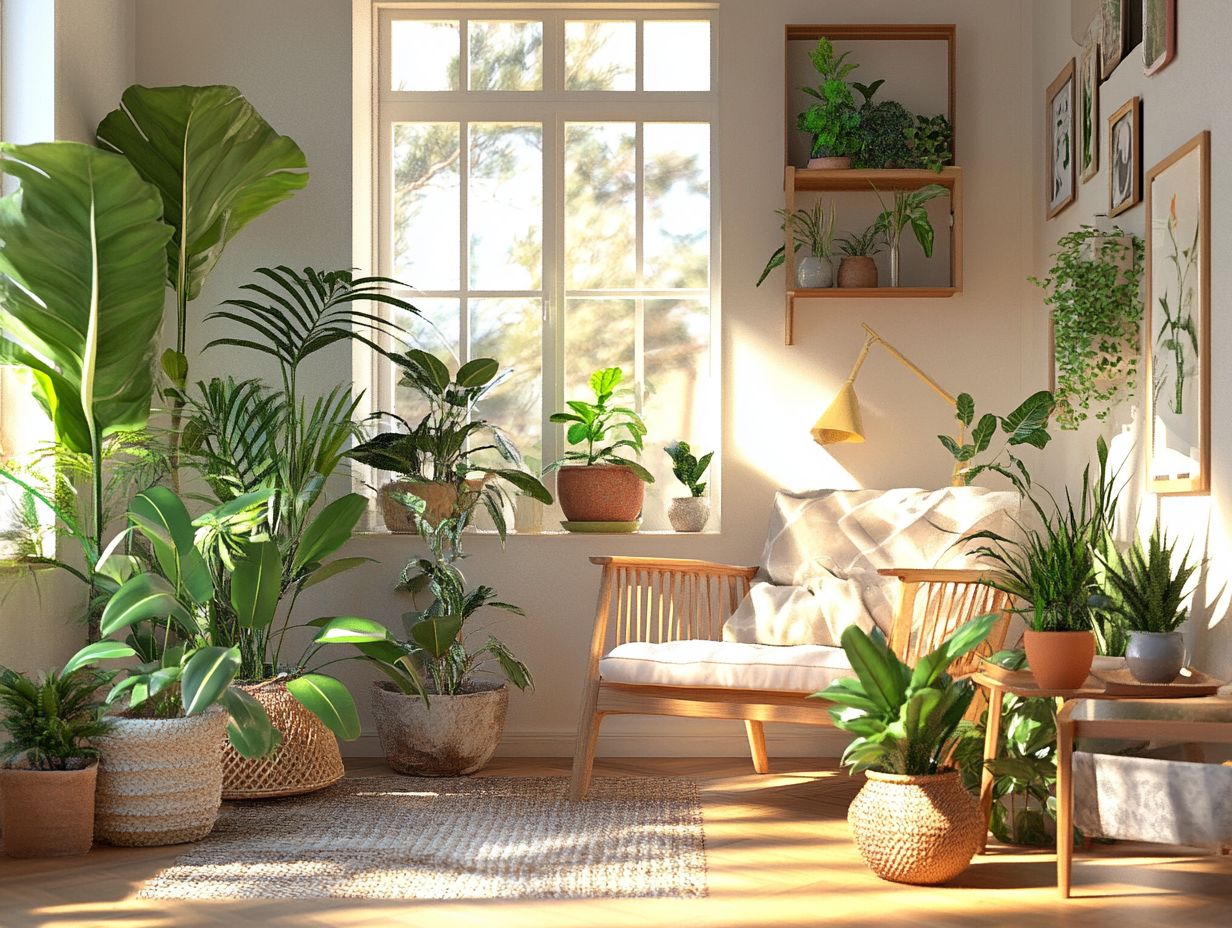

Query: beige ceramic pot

[1022,629,1096,690]
[95,709,226,846]
[847,768,983,885]
[838,255,879,288]
[556,464,644,522]
[379,477,488,532]
[0,761,97,857]
[668,497,711,532]
[371,680,508,776]
[807,156,852,169]
[221,682,344,799]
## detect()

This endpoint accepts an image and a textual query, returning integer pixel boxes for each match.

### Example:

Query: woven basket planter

[221,681,344,800]
[847,768,983,885]
[94,708,227,847]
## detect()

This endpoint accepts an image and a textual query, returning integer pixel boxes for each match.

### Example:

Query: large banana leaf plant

[0,141,172,601]
[811,612,998,775]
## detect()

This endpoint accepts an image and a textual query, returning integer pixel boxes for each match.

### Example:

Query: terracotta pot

[95,708,227,846]
[847,768,982,885]
[0,761,97,857]
[668,497,710,532]
[556,464,644,522]
[807,156,852,170]
[1022,629,1096,690]
[838,255,879,288]
[371,680,508,776]
[380,478,489,533]
[221,682,344,800]
[1126,630,1185,683]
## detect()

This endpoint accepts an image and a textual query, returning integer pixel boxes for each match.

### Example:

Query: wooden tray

[1090,666,1226,698]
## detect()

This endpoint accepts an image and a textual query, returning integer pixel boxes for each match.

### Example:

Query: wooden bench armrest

[877,567,996,584]
[589,556,759,580]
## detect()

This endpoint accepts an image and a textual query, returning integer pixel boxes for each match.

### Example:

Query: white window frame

[354,2,721,528]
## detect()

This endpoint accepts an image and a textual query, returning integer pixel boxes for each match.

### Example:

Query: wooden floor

[3,756,1230,928]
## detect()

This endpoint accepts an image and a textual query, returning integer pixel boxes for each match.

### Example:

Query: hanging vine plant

[1030,226,1144,430]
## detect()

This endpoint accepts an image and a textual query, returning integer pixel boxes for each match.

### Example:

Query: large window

[366,5,718,530]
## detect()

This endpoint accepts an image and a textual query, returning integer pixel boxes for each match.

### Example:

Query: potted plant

[664,441,713,532]
[851,80,914,169]
[873,183,948,287]
[1096,523,1198,683]
[1029,227,1144,430]
[345,350,551,535]
[904,113,954,172]
[812,613,998,884]
[836,223,883,288]
[0,652,115,857]
[547,367,653,528]
[755,201,836,288]
[325,506,533,776]
[797,38,862,169]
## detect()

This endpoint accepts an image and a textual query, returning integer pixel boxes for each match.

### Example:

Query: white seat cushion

[599,639,852,693]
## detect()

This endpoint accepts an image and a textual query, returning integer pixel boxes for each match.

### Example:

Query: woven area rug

[139,775,706,900]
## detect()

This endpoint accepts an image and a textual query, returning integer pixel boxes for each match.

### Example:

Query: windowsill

[355,528,723,538]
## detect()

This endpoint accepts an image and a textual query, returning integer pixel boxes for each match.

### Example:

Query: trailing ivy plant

[1029,226,1144,430]
[904,113,954,172]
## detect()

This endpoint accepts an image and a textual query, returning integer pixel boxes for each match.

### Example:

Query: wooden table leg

[978,683,1003,853]
[1056,700,1075,898]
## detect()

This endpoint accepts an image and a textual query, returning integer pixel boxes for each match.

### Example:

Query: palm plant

[812,613,998,775]
[1096,523,1198,634]
[0,664,114,771]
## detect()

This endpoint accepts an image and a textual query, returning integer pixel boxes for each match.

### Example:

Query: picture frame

[1046,59,1076,220]
[1079,32,1100,183]
[1100,0,1126,80]
[1107,96,1141,217]
[1145,131,1210,496]
[1143,0,1176,75]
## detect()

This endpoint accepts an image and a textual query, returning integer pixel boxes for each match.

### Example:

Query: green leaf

[483,468,553,503]
[1001,390,1056,443]
[909,612,998,689]
[128,487,213,604]
[405,348,450,392]
[311,616,391,644]
[100,573,191,637]
[62,641,137,675]
[0,141,172,455]
[221,686,281,758]
[838,625,906,716]
[589,367,623,397]
[230,540,283,629]
[971,413,998,453]
[606,457,656,484]
[286,673,360,741]
[291,493,366,574]
[409,615,463,660]
[956,393,974,427]
[96,84,308,306]
[161,348,189,390]
[180,646,240,715]
[455,357,499,388]
[298,556,374,591]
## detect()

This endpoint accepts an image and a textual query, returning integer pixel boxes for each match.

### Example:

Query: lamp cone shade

[811,380,865,445]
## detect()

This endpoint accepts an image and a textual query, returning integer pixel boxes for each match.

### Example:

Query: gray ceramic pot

[1125,631,1185,684]
[371,680,508,776]
[796,255,834,288]
[668,497,711,532]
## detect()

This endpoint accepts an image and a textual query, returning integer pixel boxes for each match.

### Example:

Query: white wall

[1030,0,1232,680]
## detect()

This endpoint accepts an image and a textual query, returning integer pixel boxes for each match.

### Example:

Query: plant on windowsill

[836,222,884,288]
[547,367,653,530]
[903,113,954,173]
[664,440,713,532]
[1028,226,1144,430]
[797,37,862,169]
[0,655,114,857]
[756,200,837,288]
[322,500,533,777]
[811,612,998,885]
[344,349,552,537]
[873,182,948,287]
[1094,522,1199,683]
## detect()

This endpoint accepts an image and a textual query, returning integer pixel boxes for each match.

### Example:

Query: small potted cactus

[664,440,713,532]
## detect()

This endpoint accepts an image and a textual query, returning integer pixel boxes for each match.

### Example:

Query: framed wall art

[1145,131,1210,495]
[1143,0,1176,75]
[1100,0,1126,79]
[1079,32,1100,182]
[1046,59,1076,219]
[1107,96,1141,216]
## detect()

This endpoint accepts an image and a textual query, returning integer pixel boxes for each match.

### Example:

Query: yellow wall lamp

[811,323,966,486]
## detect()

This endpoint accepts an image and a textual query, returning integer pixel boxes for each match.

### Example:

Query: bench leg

[570,706,604,800]
[745,720,769,774]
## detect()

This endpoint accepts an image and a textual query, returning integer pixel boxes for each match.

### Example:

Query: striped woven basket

[94,707,227,847]
[221,681,344,800]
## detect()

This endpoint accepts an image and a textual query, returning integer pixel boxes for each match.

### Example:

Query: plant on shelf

[756,200,837,288]
[344,349,551,537]
[811,613,998,884]
[664,440,713,532]
[836,222,884,288]
[548,367,653,528]
[1095,523,1199,683]
[873,183,948,287]
[939,390,1056,495]
[1029,227,1144,430]
[0,656,115,857]
[797,38,862,167]
[851,79,915,169]
[904,113,954,172]
[97,84,309,476]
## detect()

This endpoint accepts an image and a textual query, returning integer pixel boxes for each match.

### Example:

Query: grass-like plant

[0,665,113,771]
[1096,524,1198,634]
[756,200,838,286]
[838,223,884,257]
